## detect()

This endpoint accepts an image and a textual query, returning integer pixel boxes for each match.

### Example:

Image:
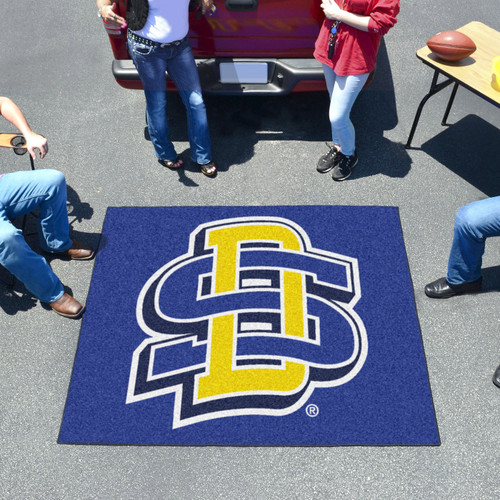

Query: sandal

[197,161,217,177]
[159,157,183,169]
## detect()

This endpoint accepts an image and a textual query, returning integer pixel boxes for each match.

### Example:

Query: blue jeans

[128,35,212,164]
[0,170,71,302]
[323,65,369,156]
[447,196,500,285]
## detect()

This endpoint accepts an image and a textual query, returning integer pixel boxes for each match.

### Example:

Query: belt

[128,31,186,48]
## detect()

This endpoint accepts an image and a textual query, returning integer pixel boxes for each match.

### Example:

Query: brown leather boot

[49,293,84,319]
[61,241,95,260]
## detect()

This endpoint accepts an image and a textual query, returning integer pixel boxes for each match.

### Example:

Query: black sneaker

[332,151,358,181]
[316,143,341,173]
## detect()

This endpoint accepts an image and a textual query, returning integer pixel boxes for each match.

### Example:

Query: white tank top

[131,0,190,44]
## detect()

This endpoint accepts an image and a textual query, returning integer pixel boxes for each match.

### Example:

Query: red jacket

[314,0,400,76]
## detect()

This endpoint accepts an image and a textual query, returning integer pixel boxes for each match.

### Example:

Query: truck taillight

[103,23,123,37]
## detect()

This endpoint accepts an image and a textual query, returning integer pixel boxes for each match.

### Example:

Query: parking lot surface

[1,1,499,498]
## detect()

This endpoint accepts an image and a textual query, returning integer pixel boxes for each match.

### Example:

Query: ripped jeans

[128,34,212,164]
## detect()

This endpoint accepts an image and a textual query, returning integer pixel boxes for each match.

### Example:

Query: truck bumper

[112,58,326,95]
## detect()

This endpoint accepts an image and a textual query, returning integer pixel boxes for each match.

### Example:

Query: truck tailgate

[107,0,327,94]
[190,0,323,58]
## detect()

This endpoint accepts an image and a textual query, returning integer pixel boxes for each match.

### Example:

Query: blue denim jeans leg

[128,35,212,164]
[0,170,71,302]
[446,196,500,285]
[323,65,369,156]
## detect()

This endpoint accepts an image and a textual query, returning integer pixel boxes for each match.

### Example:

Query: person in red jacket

[314,0,400,181]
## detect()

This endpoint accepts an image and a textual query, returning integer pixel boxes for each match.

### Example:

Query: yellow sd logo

[129,217,367,428]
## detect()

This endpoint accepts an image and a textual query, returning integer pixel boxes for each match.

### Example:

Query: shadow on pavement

[349,39,412,180]
[66,184,94,226]
[482,265,500,292]
[421,114,500,196]
[0,287,37,315]
[161,39,410,180]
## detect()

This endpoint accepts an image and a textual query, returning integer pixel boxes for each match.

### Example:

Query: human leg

[167,39,212,166]
[328,72,367,181]
[425,196,500,298]
[446,196,500,285]
[0,208,64,302]
[319,66,368,178]
[0,170,72,253]
[327,70,369,156]
[0,171,89,316]
[317,66,341,172]
[128,37,179,162]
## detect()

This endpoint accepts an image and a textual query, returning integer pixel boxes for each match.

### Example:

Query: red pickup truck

[104,0,327,95]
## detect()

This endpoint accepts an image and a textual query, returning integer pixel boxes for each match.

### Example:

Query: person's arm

[320,0,399,35]
[96,1,126,28]
[199,0,215,15]
[320,0,370,32]
[0,97,48,159]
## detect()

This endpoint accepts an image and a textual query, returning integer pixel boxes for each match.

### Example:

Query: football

[427,30,477,62]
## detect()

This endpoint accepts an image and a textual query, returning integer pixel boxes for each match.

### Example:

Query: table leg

[406,70,455,148]
[441,82,459,126]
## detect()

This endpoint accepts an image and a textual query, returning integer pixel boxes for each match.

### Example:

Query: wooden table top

[417,21,500,106]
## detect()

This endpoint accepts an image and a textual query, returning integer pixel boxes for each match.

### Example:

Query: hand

[320,0,343,21]
[200,0,215,15]
[25,132,48,160]
[101,3,126,28]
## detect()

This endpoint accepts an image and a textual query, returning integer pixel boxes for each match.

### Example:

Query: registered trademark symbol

[305,404,319,417]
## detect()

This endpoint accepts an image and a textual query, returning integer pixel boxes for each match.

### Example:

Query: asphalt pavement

[1,1,499,499]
